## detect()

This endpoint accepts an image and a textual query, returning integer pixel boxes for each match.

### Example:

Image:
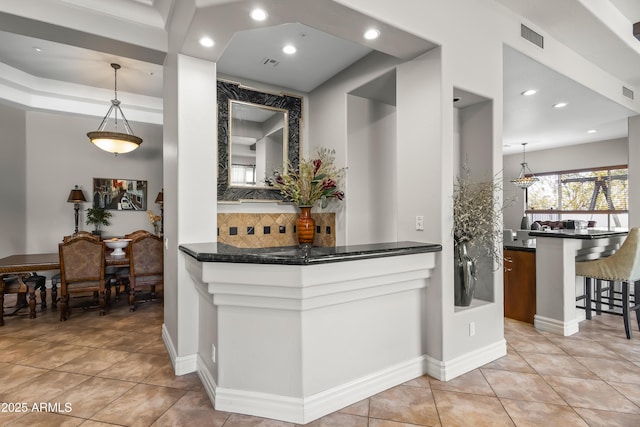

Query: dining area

[0,230,164,325]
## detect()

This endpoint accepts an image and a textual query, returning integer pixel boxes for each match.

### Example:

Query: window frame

[525,164,628,215]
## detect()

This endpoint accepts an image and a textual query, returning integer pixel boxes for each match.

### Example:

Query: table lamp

[155,189,164,236]
[67,185,87,234]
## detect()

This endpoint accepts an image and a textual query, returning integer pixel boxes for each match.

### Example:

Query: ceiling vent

[521,24,544,49]
[261,58,280,67]
[623,86,634,100]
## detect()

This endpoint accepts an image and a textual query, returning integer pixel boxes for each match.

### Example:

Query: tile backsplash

[217,212,336,248]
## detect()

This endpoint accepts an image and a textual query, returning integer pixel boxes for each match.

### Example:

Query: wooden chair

[51,232,101,307]
[128,231,163,311]
[0,272,36,326]
[58,234,108,321]
[576,227,640,339]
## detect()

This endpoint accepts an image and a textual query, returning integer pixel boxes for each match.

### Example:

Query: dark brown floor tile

[95,352,171,382]
[369,385,439,426]
[56,348,131,376]
[222,413,295,426]
[429,369,495,396]
[544,375,640,413]
[574,407,640,426]
[481,368,565,404]
[2,411,84,426]
[151,390,228,426]
[337,398,369,417]
[500,398,588,427]
[432,389,512,426]
[19,343,92,369]
[54,376,136,418]
[91,383,186,426]
[518,352,599,379]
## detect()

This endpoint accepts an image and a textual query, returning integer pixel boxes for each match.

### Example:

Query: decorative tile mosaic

[217,212,336,248]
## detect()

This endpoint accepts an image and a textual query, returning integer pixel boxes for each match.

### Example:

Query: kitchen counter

[529,229,627,239]
[179,241,442,265]
[182,240,441,423]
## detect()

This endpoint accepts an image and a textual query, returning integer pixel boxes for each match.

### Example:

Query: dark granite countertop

[504,241,536,252]
[179,241,442,265]
[528,229,628,240]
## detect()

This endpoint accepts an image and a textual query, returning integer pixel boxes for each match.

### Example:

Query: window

[231,164,256,185]
[526,165,628,228]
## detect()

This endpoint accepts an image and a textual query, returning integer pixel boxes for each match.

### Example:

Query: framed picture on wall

[93,178,148,211]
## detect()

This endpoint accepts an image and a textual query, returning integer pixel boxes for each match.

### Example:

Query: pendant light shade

[88,63,142,154]
[511,143,539,189]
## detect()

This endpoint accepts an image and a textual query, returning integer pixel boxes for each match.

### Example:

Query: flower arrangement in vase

[452,167,512,305]
[269,147,345,246]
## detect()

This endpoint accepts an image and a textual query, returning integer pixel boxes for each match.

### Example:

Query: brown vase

[296,206,315,246]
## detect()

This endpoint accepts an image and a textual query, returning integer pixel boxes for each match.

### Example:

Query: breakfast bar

[180,241,441,424]
[529,229,627,336]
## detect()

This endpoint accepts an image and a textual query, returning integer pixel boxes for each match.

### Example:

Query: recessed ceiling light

[553,102,568,108]
[199,37,214,48]
[521,89,537,96]
[282,44,297,54]
[364,28,380,40]
[250,8,268,21]
[587,129,597,134]
[33,46,42,52]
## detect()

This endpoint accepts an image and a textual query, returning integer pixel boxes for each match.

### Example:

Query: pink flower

[334,190,344,201]
[321,179,336,190]
[313,159,322,174]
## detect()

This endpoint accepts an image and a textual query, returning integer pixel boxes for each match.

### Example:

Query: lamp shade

[88,131,142,154]
[155,189,164,204]
[67,185,87,203]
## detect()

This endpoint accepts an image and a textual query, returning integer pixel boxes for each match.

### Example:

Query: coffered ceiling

[0,0,639,155]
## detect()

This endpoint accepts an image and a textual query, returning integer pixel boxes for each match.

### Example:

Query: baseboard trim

[162,323,197,375]
[425,339,507,381]
[212,356,426,424]
[534,314,579,336]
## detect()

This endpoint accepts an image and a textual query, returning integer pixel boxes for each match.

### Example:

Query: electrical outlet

[469,322,476,336]
[211,344,216,363]
[415,215,424,231]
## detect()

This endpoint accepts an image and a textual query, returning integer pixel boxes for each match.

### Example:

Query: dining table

[0,250,129,318]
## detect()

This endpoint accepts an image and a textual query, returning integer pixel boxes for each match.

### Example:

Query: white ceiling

[1,0,640,155]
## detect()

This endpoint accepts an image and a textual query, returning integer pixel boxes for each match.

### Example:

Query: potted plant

[269,147,345,246]
[452,167,512,306]
[86,206,112,236]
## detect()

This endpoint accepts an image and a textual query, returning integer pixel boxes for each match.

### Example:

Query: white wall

[0,103,26,258]
[346,95,397,245]
[503,138,629,230]
[23,111,162,254]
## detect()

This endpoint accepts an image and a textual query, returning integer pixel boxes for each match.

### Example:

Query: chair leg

[98,291,106,316]
[51,282,57,310]
[623,281,631,339]
[60,295,68,321]
[595,279,603,315]
[28,286,36,319]
[0,292,4,326]
[585,277,592,320]
[634,281,640,332]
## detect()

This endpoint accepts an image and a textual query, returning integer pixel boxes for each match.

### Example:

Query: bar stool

[576,227,640,339]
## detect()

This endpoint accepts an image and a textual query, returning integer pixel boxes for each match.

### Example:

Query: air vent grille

[623,86,634,100]
[261,58,280,67]
[521,24,544,48]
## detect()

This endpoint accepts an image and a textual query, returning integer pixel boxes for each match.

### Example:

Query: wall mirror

[217,80,303,201]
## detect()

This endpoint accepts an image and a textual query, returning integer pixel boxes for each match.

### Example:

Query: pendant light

[511,143,539,189]
[87,63,142,154]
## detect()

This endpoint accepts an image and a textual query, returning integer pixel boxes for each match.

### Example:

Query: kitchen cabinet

[503,248,536,323]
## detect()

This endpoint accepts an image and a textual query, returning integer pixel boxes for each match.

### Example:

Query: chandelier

[511,143,539,189]
[87,63,142,154]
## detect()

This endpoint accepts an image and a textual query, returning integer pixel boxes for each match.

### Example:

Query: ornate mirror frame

[217,79,303,201]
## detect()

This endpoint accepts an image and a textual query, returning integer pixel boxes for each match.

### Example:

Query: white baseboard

[534,314,579,336]
[425,339,507,381]
[162,323,197,375]
[196,354,218,405]
[210,356,426,424]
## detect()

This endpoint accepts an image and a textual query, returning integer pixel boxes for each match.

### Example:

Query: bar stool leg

[585,277,593,320]
[623,281,631,339]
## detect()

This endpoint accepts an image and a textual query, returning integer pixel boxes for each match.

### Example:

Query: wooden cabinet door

[504,249,536,323]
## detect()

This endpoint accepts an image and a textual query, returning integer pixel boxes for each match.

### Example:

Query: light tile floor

[2,292,640,426]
